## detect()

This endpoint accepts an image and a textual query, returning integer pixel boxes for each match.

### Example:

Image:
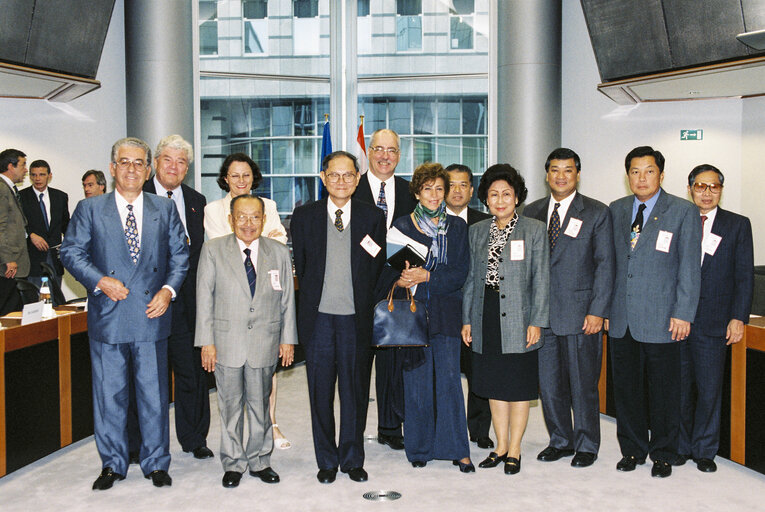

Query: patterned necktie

[630,203,646,250]
[39,192,49,230]
[167,190,173,199]
[125,204,140,264]
[548,202,561,250]
[376,181,388,217]
[334,208,344,232]
[244,248,256,297]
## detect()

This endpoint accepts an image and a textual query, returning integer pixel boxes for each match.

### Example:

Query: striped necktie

[244,248,256,297]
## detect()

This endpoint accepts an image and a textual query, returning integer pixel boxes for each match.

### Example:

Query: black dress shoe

[377,433,405,450]
[250,467,280,483]
[92,467,125,490]
[145,469,173,487]
[411,460,427,468]
[504,456,521,475]
[477,437,494,449]
[571,452,597,467]
[342,467,368,482]
[452,460,475,473]
[129,451,140,465]
[222,471,242,488]
[674,453,689,466]
[616,455,645,472]
[188,446,214,459]
[651,460,672,478]
[537,446,575,462]
[317,468,338,483]
[478,452,507,468]
[695,458,717,473]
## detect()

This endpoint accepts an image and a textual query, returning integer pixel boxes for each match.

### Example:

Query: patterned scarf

[413,201,448,270]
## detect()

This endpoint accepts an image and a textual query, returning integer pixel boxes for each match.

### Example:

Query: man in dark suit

[444,163,493,449]
[608,146,701,478]
[292,151,386,484]
[523,148,614,468]
[19,160,70,289]
[352,128,417,450]
[0,148,29,315]
[61,137,189,490]
[680,164,753,473]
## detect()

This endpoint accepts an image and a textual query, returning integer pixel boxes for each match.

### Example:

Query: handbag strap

[386,283,418,313]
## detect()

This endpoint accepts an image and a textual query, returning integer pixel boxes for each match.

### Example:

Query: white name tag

[360,234,381,257]
[564,218,583,238]
[656,230,673,253]
[703,233,722,256]
[268,270,282,291]
[510,240,525,261]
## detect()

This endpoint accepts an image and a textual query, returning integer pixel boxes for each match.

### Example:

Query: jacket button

[250,307,255,312]
[248,324,253,330]
[499,258,503,263]
[145,290,150,295]
[110,270,115,275]
[153,267,158,272]
[501,312,507,317]
[499,276,504,281]
[628,274,632,278]
[501,294,506,299]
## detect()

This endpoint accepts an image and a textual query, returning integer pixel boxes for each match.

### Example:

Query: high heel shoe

[478,452,507,468]
[504,455,521,475]
[452,460,475,473]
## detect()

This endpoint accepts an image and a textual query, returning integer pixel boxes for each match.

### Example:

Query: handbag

[372,283,429,347]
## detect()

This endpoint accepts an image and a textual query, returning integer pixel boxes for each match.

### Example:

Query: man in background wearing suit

[61,137,188,490]
[445,163,493,449]
[196,194,296,488]
[0,148,29,315]
[82,169,107,198]
[19,160,70,288]
[292,151,387,483]
[680,164,753,473]
[523,148,614,468]
[607,146,701,478]
[353,129,417,451]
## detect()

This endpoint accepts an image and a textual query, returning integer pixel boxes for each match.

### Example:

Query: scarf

[413,201,448,270]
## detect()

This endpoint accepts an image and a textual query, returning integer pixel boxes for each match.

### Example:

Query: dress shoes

[250,467,280,483]
[673,454,689,466]
[317,468,338,484]
[470,436,495,449]
[377,433,405,450]
[537,446,575,462]
[222,471,243,488]
[651,460,672,478]
[478,452,507,468]
[504,456,521,475]
[342,467,368,482]
[145,470,173,487]
[616,455,645,472]
[92,467,125,490]
[129,451,140,465]
[452,460,475,473]
[571,452,597,468]
[185,446,214,460]
[411,460,427,468]
[695,458,717,473]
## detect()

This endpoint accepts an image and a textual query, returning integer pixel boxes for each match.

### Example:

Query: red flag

[356,123,368,174]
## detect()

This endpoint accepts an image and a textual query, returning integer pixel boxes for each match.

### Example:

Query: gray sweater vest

[318,213,355,314]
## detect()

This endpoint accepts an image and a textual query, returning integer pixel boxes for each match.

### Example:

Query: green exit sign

[681,129,703,140]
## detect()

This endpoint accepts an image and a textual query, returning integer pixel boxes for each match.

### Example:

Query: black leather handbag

[372,284,429,347]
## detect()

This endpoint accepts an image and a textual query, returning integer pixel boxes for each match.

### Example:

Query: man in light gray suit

[196,194,296,489]
[607,146,701,478]
[523,148,614,468]
[0,148,30,315]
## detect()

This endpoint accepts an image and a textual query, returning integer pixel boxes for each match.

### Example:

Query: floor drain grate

[363,490,402,501]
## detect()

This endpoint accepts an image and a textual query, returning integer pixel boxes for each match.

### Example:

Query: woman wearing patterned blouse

[461,164,550,475]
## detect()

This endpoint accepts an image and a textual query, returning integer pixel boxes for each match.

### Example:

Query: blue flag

[319,120,332,198]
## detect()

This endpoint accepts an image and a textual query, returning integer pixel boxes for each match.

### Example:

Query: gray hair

[369,128,400,149]
[111,137,151,164]
[82,169,107,188]
[155,134,193,163]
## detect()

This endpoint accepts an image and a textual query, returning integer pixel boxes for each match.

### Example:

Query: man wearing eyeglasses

[292,151,386,483]
[679,164,753,474]
[61,137,189,490]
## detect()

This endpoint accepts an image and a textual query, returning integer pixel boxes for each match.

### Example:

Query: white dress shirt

[327,197,351,229]
[546,191,577,228]
[366,171,396,228]
[33,187,51,227]
[700,207,718,265]
[236,237,260,268]
[152,177,188,237]
[446,206,468,223]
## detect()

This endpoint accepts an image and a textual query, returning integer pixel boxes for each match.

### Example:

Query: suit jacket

[194,234,297,368]
[353,173,417,226]
[60,192,189,343]
[692,208,754,338]
[143,180,206,333]
[291,198,387,347]
[19,186,70,276]
[608,189,702,343]
[0,178,30,277]
[467,206,491,226]
[462,215,550,354]
[523,193,615,335]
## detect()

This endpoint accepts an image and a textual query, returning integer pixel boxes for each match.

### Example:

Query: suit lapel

[141,195,160,265]
[223,235,253,299]
[633,190,667,253]
[552,194,583,263]
[350,200,364,284]
[103,193,135,270]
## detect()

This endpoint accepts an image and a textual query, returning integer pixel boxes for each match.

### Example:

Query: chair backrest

[15,279,40,305]
[39,262,67,306]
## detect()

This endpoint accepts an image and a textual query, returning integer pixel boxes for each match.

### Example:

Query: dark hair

[545,148,580,172]
[217,153,262,192]
[0,149,26,172]
[409,162,450,197]
[688,164,724,187]
[477,163,528,207]
[230,193,264,214]
[82,169,107,188]
[322,151,359,173]
[445,163,474,182]
[625,146,665,173]
[29,159,51,173]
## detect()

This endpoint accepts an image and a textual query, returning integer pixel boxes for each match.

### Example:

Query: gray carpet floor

[1,363,763,511]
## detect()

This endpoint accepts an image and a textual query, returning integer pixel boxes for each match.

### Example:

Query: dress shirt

[366,171,396,227]
[631,189,661,227]
[33,187,51,228]
[1,173,16,192]
[700,207,718,265]
[152,177,188,237]
[446,206,468,223]
[236,237,260,268]
[327,197,351,228]
[546,191,576,227]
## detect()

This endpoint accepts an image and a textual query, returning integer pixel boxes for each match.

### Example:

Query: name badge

[268,270,282,291]
[564,218,583,238]
[360,234,381,257]
[510,240,525,261]
[703,233,722,256]
[656,230,673,253]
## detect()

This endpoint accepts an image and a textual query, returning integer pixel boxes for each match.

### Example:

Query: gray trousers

[214,362,276,473]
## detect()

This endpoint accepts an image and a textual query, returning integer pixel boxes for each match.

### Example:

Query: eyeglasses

[234,214,262,225]
[115,159,148,171]
[370,146,400,155]
[227,173,252,181]
[692,182,723,194]
[325,172,357,183]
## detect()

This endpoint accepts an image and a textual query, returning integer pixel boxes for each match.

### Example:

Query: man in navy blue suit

[680,164,753,473]
[61,137,188,490]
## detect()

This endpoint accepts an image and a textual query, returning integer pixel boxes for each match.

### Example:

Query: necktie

[630,203,646,250]
[244,248,256,297]
[376,181,388,217]
[334,208,344,232]
[548,202,561,250]
[39,192,49,230]
[701,214,707,231]
[167,190,173,199]
[12,185,21,204]
[125,204,140,264]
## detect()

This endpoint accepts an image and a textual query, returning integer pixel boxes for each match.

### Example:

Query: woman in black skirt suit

[461,164,549,474]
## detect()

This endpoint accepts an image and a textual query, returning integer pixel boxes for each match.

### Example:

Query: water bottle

[40,277,54,318]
